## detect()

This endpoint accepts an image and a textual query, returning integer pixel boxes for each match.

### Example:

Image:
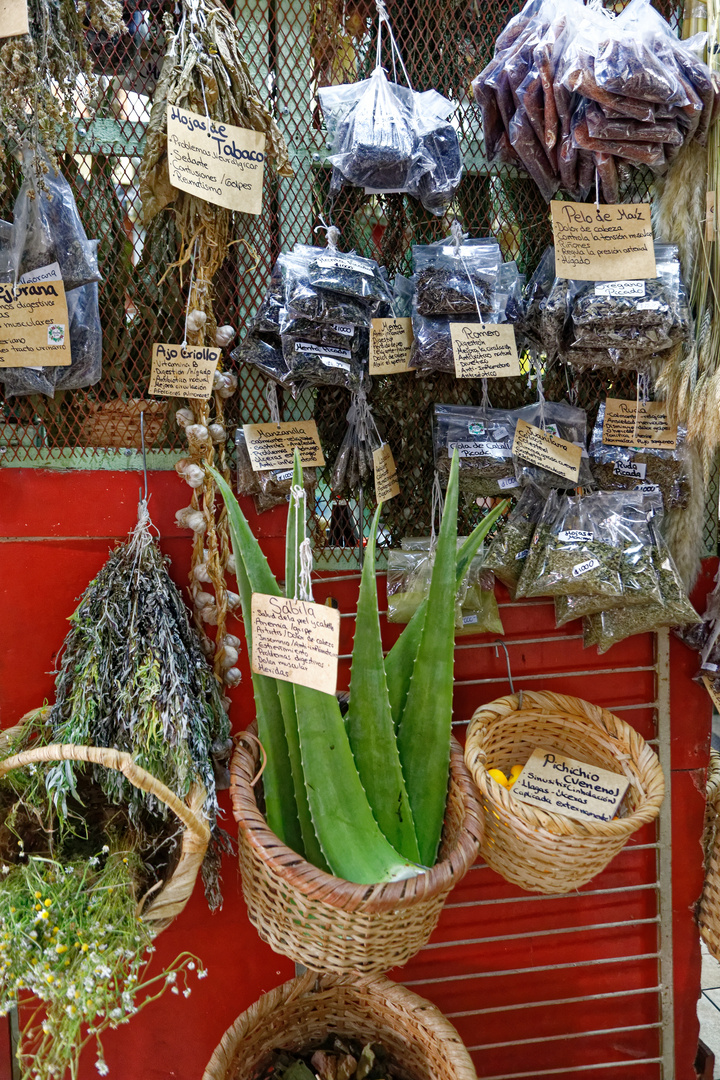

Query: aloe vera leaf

[396,450,460,866]
[233,553,303,854]
[292,682,417,882]
[385,499,509,730]
[210,465,325,867]
[345,505,420,862]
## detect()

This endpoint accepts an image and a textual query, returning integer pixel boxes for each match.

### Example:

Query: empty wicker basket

[698,749,720,957]
[230,728,482,974]
[202,970,477,1080]
[465,690,665,895]
[0,709,210,933]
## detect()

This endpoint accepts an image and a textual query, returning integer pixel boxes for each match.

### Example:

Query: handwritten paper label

[251,593,340,695]
[602,398,677,450]
[572,557,600,578]
[0,0,29,37]
[511,418,582,482]
[450,323,521,379]
[243,420,325,471]
[369,317,413,374]
[594,280,645,297]
[149,343,220,399]
[614,461,646,480]
[166,104,265,216]
[707,191,716,242]
[511,748,630,823]
[550,201,655,281]
[373,442,400,502]
[0,279,71,368]
[498,476,519,490]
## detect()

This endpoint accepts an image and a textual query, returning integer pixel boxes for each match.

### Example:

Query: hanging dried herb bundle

[139,0,292,686]
[0,0,122,191]
[49,502,231,908]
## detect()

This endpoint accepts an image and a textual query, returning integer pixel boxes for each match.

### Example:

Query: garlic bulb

[183,464,206,489]
[226,591,241,611]
[222,634,242,650]
[208,423,226,444]
[186,309,207,333]
[185,423,210,444]
[200,605,218,626]
[224,667,242,687]
[192,562,212,583]
[214,325,236,348]
[213,371,237,399]
[217,644,239,669]
[175,507,206,534]
[174,457,190,476]
[199,636,215,657]
[225,553,236,576]
[175,408,194,429]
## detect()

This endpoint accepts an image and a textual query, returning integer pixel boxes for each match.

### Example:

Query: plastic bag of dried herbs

[497,261,525,324]
[434,403,520,497]
[283,332,366,391]
[515,245,555,351]
[330,389,382,494]
[583,535,700,652]
[412,237,502,317]
[11,149,101,292]
[405,104,463,215]
[387,548,465,625]
[281,251,379,326]
[410,300,512,376]
[588,401,690,510]
[483,482,547,596]
[296,245,393,307]
[456,556,505,635]
[512,399,594,490]
[235,428,317,513]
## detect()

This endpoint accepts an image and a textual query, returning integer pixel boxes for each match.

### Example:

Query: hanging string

[266,381,281,427]
[595,168,600,210]
[181,237,200,347]
[374,0,413,88]
[481,378,490,412]
[314,217,340,251]
[430,470,444,551]
[451,218,484,325]
[298,539,314,602]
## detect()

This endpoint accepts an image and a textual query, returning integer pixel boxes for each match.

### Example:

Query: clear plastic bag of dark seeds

[434,403,520,497]
[284,334,365,391]
[11,148,101,292]
[295,244,392,307]
[280,250,376,326]
[588,401,690,510]
[413,237,502,317]
[231,333,298,393]
[404,89,463,215]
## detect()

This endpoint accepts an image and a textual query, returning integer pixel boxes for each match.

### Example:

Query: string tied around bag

[266,381,281,428]
[375,0,412,88]
[314,217,340,252]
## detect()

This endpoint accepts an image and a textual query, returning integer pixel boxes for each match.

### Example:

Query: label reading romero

[511,748,630,824]
[450,322,521,379]
[149,343,221,399]
[167,104,266,215]
[511,418,582,483]
[550,200,655,281]
[251,593,340,696]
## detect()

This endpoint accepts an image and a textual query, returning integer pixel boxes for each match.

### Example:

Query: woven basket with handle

[698,749,720,958]
[464,690,665,895]
[0,710,211,933]
[229,727,482,974]
[202,969,477,1080]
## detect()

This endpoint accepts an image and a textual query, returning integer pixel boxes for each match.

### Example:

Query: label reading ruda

[602,397,677,450]
[511,418,582,482]
[550,200,655,281]
[450,322,521,379]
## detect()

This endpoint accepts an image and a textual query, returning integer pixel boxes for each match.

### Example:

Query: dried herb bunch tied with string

[50,503,231,908]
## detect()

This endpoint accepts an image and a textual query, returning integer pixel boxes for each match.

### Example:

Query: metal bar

[446,984,662,1018]
[445,882,658,909]
[453,665,656,686]
[469,1021,661,1051]
[422,916,659,950]
[403,952,661,986]
[479,1058,662,1080]
[655,628,675,1079]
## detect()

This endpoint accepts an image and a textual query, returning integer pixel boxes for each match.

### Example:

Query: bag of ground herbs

[483,481,547,596]
[297,244,393,307]
[583,542,700,652]
[281,251,375,326]
[516,489,637,599]
[387,547,467,625]
[413,237,502,317]
[283,330,366,391]
[515,245,555,350]
[457,556,505,635]
[512,399,594,490]
[589,401,690,510]
[11,150,101,292]
[434,403,520,496]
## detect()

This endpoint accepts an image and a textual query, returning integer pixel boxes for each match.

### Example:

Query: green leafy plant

[211,454,506,883]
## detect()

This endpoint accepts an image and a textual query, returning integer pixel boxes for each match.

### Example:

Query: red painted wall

[0,468,712,1080]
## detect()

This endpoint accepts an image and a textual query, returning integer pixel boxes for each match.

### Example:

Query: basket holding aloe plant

[212,450,506,888]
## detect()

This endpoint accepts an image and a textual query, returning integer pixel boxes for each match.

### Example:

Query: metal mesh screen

[2,0,713,558]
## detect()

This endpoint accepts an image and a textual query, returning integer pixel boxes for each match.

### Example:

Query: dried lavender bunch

[48,502,230,906]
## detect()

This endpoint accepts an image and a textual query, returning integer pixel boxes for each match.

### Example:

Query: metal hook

[494,639,515,695]
[139,407,148,504]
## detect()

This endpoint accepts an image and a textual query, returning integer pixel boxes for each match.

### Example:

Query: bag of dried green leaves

[434,403,520,497]
[483,481,547,597]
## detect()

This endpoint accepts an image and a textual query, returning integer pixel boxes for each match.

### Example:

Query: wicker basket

[0,710,210,933]
[81,399,168,449]
[230,729,482,974]
[698,749,720,957]
[464,690,665,895]
[202,970,477,1080]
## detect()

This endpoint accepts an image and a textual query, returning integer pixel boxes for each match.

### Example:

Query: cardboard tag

[511,418,582,482]
[0,0,29,37]
[602,398,677,450]
[373,442,400,502]
[0,279,71,368]
[166,104,266,216]
[369,317,413,374]
[707,191,716,242]
[450,323,521,379]
[243,420,325,471]
[511,748,630,823]
[550,200,655,281]
[251,593,340,696]
[149,343,221,399]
